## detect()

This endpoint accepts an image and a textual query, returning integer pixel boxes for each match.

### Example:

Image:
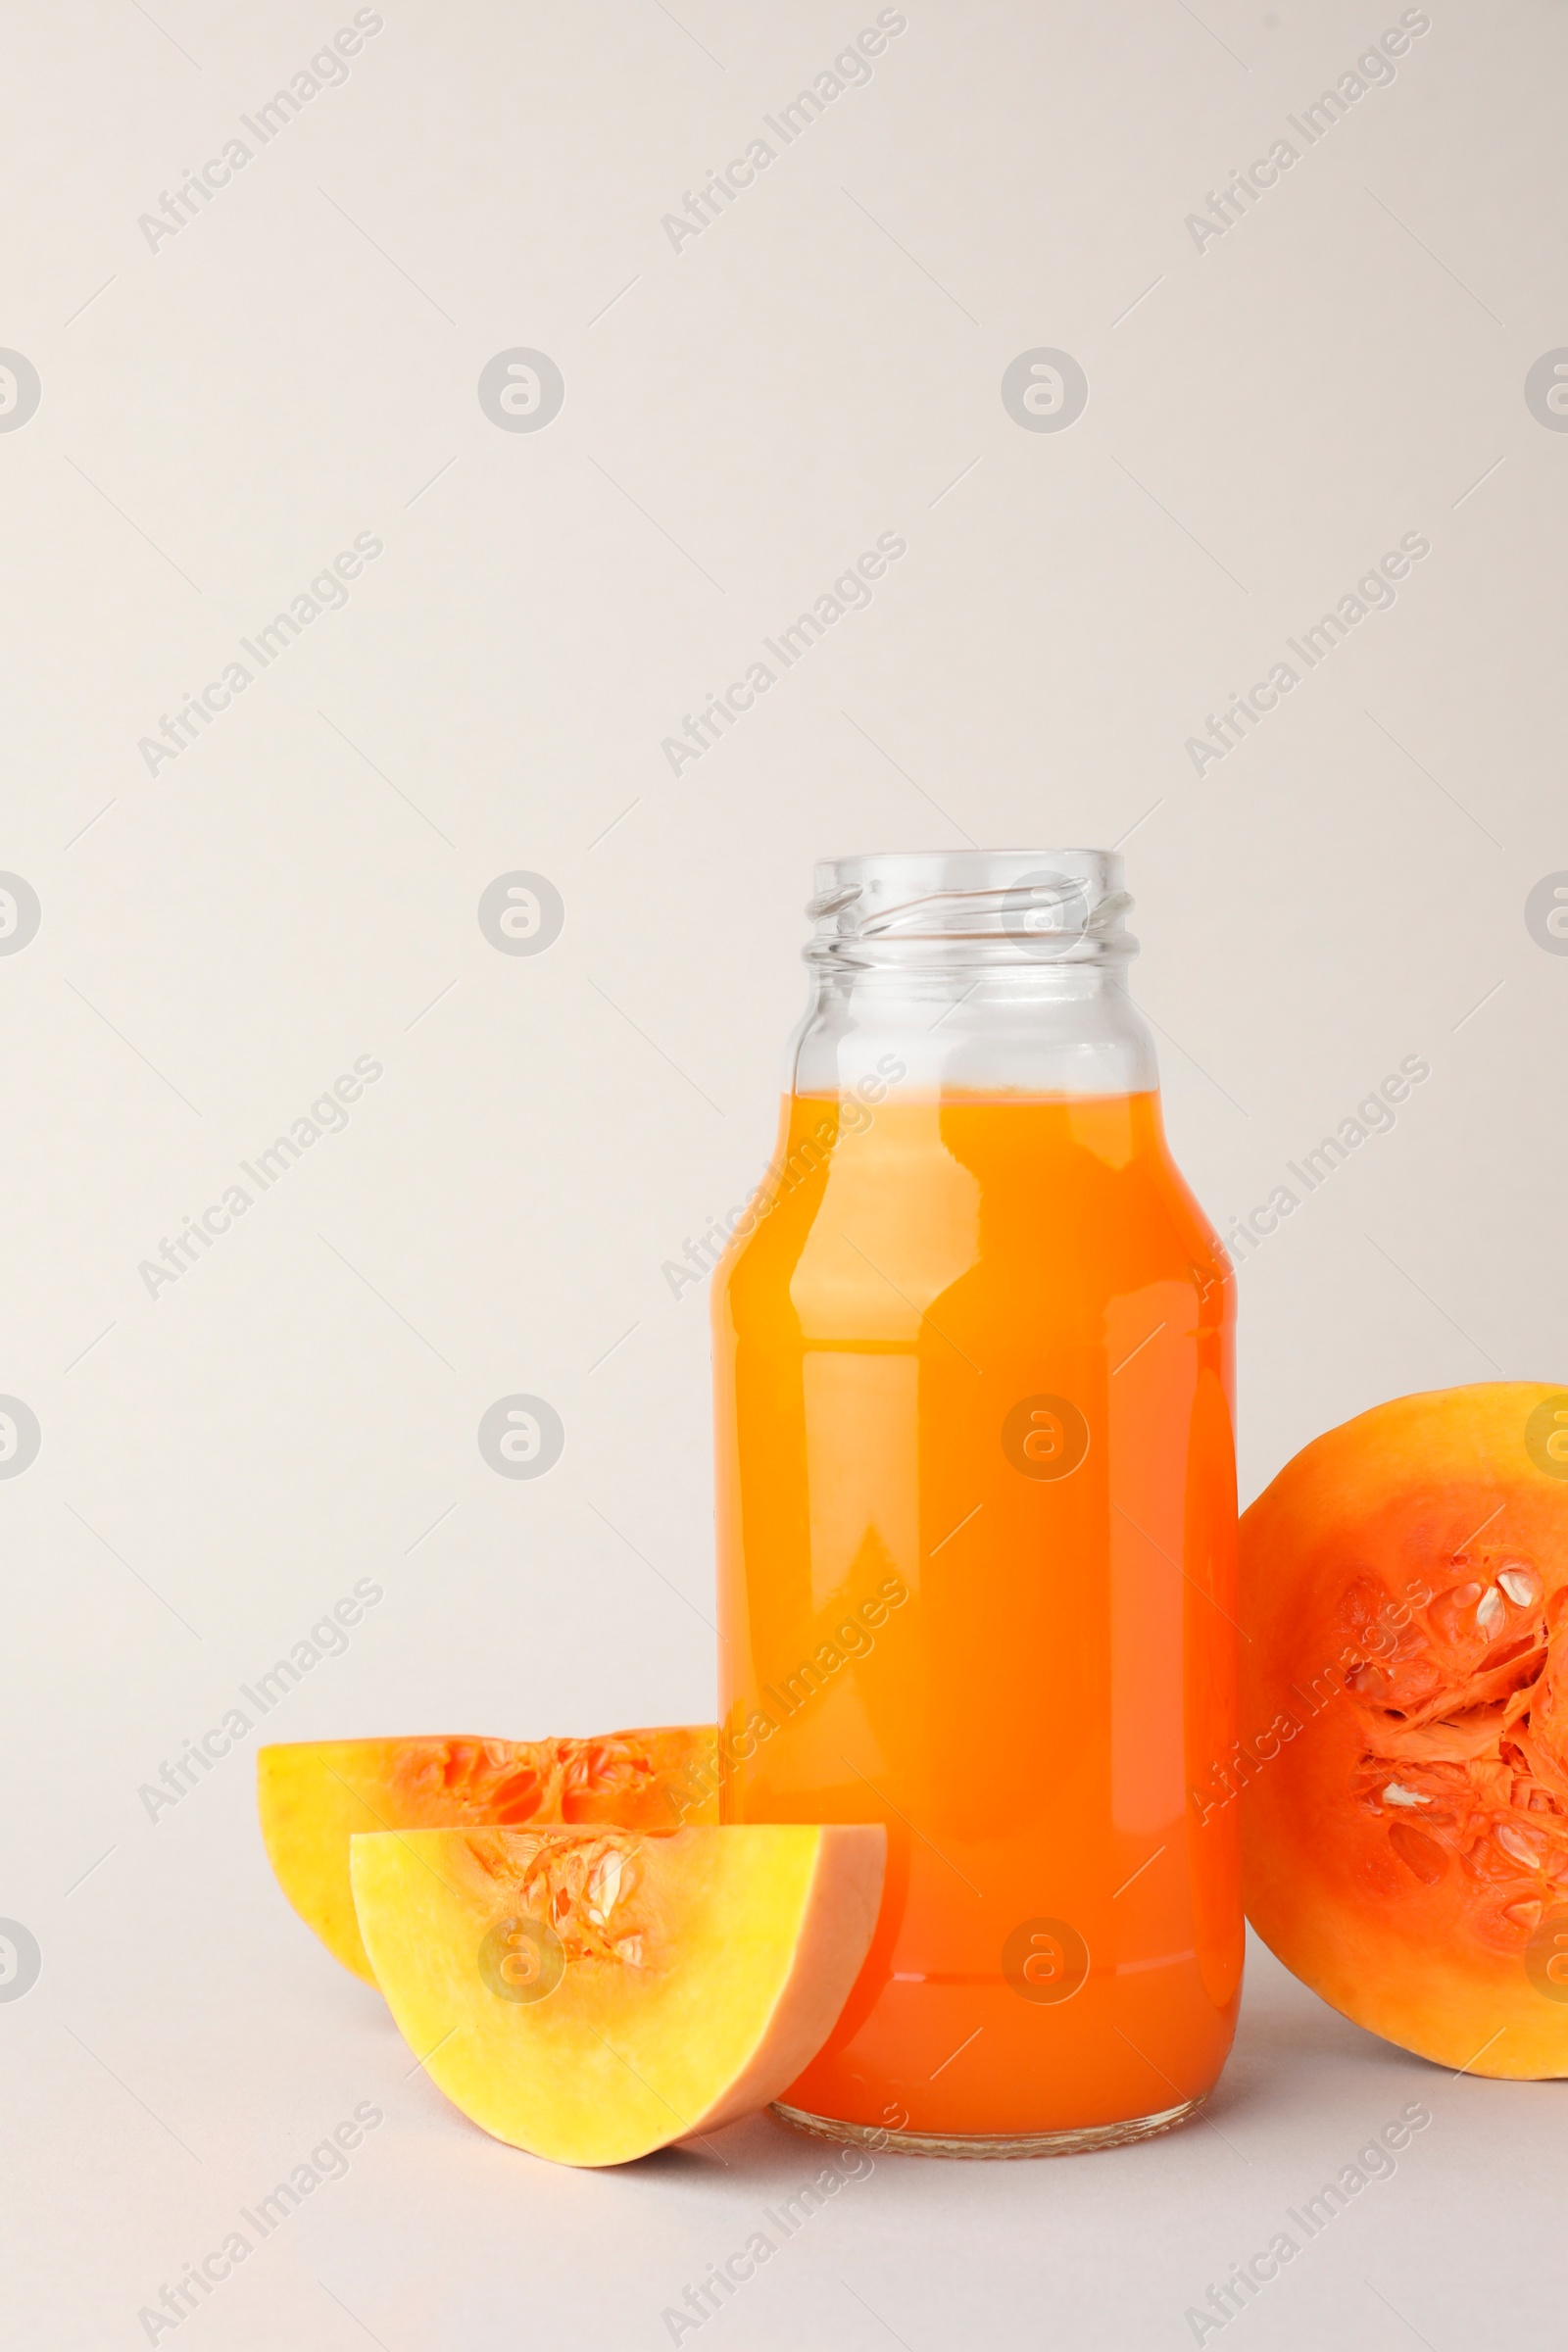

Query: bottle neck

[793,848,1154,1099]
[791,962,1158,1099]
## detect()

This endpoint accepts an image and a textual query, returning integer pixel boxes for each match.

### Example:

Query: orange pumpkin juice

[714,1086,1240,2146]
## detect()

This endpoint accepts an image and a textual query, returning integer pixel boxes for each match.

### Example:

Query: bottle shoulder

[713,1092,1234,1340]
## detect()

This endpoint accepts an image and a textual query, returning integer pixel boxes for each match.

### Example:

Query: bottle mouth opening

[806,849,1136,967]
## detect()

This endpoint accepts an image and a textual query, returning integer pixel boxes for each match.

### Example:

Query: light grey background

[3,1,1564,2345]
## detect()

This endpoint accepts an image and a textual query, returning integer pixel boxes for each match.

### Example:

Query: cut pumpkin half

[351,1822,886,2166]
[1241,1381,1568,2077]
[258,1726,718,1983]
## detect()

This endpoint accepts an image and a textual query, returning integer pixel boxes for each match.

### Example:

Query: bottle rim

[806,848,1135,966]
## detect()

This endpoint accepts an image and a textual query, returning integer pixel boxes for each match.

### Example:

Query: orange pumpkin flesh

[259,1726,718,1983]
[1240,1382,1568,2077]
[351,1822,886,2166]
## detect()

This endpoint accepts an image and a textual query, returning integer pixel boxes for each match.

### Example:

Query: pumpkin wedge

[259,1726,718,1983]
[351,1821,886,2165]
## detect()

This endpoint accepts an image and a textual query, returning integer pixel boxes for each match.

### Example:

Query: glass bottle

[711,850,1241,2155]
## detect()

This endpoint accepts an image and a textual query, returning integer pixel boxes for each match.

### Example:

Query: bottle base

[769,2093,1206,2161]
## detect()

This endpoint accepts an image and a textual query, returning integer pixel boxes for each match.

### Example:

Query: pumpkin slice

[258,1727,718,1984]
[351,1822,885,2166]
[1240,1381,1568,2077]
